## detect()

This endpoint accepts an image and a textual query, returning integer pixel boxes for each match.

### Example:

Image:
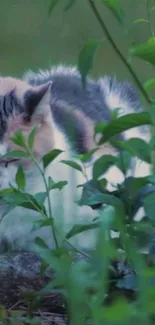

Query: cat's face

[0,77,54,189]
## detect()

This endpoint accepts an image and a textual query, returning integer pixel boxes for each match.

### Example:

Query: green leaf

[1,189,46,213]
[148,174,155,184]
[78,178,106,196]
[133,18,148,24]
[34,192,47,204]
[129,39,155,66]
[0,188,14,197]
[149,136,155,150]
[134,222,152,249]
[78,39,103,87]
[95,122,107,134]
[117,138,151,163]
[103,0,125,25]
[4,150,28,159]
[93,155,116,180]
[65,222,99,239]
[42,149,63,169]
[78,181,105,207]
[48,176,54,188]
[35,236,49,249]
[111,107,121,120]
[117,176,150,217]
[33,217,54,230]
[10,130,26,147]
[144,78,155,91]
[127,138,151,163]
[115,150,131,174]
[49,180,68,190]
[75,148,98,162]
[149,104,155,125]
[104,298,132,322]
[64,0,76,11]
[28,125,39,150]
[144,192,155,221]
[96,112,151,144]
[48,0,60,15]
[78,181,124,214]
[84,192,123,210]
[15,165,25,190]
[61,160,83,172]
[151,6,155,13]
[19,199,46,213]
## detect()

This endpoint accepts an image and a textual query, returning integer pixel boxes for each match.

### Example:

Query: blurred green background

[0,0,154,88]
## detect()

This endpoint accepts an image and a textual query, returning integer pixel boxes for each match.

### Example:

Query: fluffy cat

[0,65,150,251]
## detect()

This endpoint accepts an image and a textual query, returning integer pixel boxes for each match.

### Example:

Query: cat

[0,64,150,252]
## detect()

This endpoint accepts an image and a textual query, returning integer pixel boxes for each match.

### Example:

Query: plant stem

[146,0,155,42]
[88,0,155,173]
[28,150,59,249]
[27,150,91,257]
[25,146,93,257]
[64,238,90,258]
[88,0,151,105]
[145,0,155,173]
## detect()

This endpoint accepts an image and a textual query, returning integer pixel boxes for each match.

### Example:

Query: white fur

[24,64,79,86]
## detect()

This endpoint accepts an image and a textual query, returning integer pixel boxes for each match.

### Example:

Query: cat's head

[0,77,54,188]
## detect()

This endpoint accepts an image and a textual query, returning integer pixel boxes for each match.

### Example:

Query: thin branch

[88,0,151,105]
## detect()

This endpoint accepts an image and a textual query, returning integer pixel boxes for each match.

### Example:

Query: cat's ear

[24,82,52,122]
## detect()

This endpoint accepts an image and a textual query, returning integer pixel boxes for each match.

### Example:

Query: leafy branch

[88,0,151,105]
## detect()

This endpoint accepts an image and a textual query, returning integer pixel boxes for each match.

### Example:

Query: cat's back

[24,65,111,123]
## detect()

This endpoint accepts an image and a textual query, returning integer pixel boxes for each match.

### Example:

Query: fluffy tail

[99,75,149,140]
[99,75,142,115]
[99,76,151,183]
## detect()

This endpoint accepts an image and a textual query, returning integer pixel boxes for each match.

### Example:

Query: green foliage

[144,191,155,221]
[10,129,26,147]
[102,0,125,25]
[49,179,68,190]
[117,138,151,163]
[15,165,25,190]
[64,0,76,11]
[95,112,151,144]
[93,155,116,180]
[78,39,103,86]
[61,159,83,172]
[65,221,99,239]
[75,148,98,162]
[4,150,28,158]
[144,78,155,91]
[48,0,60,14]
[28,125,39,150]
[133,18,148,24]
[3,1,155,324]
[42,149,63,169]
[48,0,76,15]
[129,38,155,66]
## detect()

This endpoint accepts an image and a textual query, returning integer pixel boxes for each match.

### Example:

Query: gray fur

[0,64,148,159]
[24,64,142,121]
[24,65,111,123]
[23,64,148,154]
